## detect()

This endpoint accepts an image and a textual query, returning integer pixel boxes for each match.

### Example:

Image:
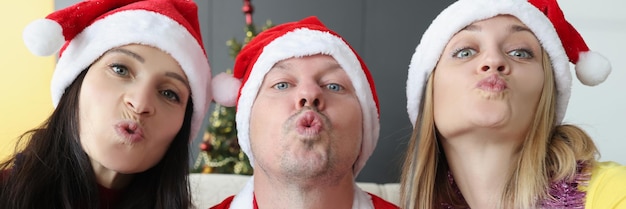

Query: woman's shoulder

[590,161,626,180]
[584,161,626,209]
[0,169,10,180]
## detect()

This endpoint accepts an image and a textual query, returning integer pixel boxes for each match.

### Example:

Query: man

[209,16,398,209]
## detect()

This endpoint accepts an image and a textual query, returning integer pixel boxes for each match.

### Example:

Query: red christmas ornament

[199,141,212,151]
[242,0,254,25]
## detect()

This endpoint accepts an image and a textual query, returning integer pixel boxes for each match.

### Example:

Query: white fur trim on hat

[407,0,571,126]
[51,10,211,141]
[236,28,380,176]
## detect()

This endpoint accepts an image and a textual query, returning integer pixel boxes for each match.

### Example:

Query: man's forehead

[269,55,342,72]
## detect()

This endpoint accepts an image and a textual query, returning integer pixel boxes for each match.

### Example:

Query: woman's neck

[91,160,133,189]
[441,133,522,209]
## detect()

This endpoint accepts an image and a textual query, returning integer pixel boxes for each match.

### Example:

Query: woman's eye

[272,82,289,90]
[326,83,343,92]
[110,64,129,76]
[508,49,534,59]
[453,48,477,58]
[161,90,180,102]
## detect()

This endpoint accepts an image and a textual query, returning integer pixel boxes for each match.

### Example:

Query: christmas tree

[192,0,272,175]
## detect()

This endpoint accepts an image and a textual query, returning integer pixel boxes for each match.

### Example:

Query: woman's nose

[124,85,156,115]
[479,51,510,74]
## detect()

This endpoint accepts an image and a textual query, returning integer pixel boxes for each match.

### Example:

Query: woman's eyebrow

[461,24,533,35]
[510,24,533,34]
[107,48,145,63]
[166,72,191,91]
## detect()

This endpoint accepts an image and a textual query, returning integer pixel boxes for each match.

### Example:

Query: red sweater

[98,184,125,208]
[210,192,399,209]
[2,170,124,208]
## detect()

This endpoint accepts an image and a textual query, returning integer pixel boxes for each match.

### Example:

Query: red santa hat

[212,16,380,176]
[22,0,212,141]
[406,0,611,126]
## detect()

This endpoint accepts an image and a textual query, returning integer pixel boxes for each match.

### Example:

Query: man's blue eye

[326,83,342,91]
[273,82,289,90]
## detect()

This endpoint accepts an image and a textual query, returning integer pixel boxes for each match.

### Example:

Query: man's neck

[252,171,356,209]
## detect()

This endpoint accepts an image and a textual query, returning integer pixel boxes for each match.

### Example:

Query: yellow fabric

[584,161,626,209]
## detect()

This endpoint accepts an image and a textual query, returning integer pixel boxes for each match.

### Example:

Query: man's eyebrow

[107,48,145,63]
[271,59,342,71]
[272,62,289,71]
[325,62,342,71]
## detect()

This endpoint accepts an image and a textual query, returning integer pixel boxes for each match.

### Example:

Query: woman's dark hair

[0,69,193,209]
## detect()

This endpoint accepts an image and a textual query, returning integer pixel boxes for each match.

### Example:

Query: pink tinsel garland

[441,162,589,209]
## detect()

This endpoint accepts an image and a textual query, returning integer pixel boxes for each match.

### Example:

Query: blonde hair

[400,51,599,209]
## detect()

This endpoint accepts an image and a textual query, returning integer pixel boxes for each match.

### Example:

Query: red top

[98,184,125,208]
[210,192,399,209]
[1,169,125,208]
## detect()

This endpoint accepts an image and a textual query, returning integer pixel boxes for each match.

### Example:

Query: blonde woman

[401,0,626,208]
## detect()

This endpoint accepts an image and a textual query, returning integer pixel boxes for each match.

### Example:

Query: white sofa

[189,173,400,208]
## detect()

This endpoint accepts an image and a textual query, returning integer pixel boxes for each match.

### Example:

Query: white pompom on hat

[212,16,380,176]
[406,0,611,127]
[22,0,212,141]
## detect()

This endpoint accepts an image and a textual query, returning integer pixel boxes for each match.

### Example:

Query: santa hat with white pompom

[212,16,380,176]
[22,0,212,141]
[212,16,381,209]
[406,0,611,126]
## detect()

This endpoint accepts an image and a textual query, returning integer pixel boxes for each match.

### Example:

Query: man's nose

[296,83,324,110]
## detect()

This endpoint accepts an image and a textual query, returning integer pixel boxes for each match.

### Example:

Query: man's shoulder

[209,195,235,209]
[367,192,400,209]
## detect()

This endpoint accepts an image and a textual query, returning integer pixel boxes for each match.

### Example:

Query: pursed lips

[476,74,507,92]
[115,120,145,143]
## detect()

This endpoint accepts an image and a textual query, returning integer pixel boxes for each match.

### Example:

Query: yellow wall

[0,1,55,161]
